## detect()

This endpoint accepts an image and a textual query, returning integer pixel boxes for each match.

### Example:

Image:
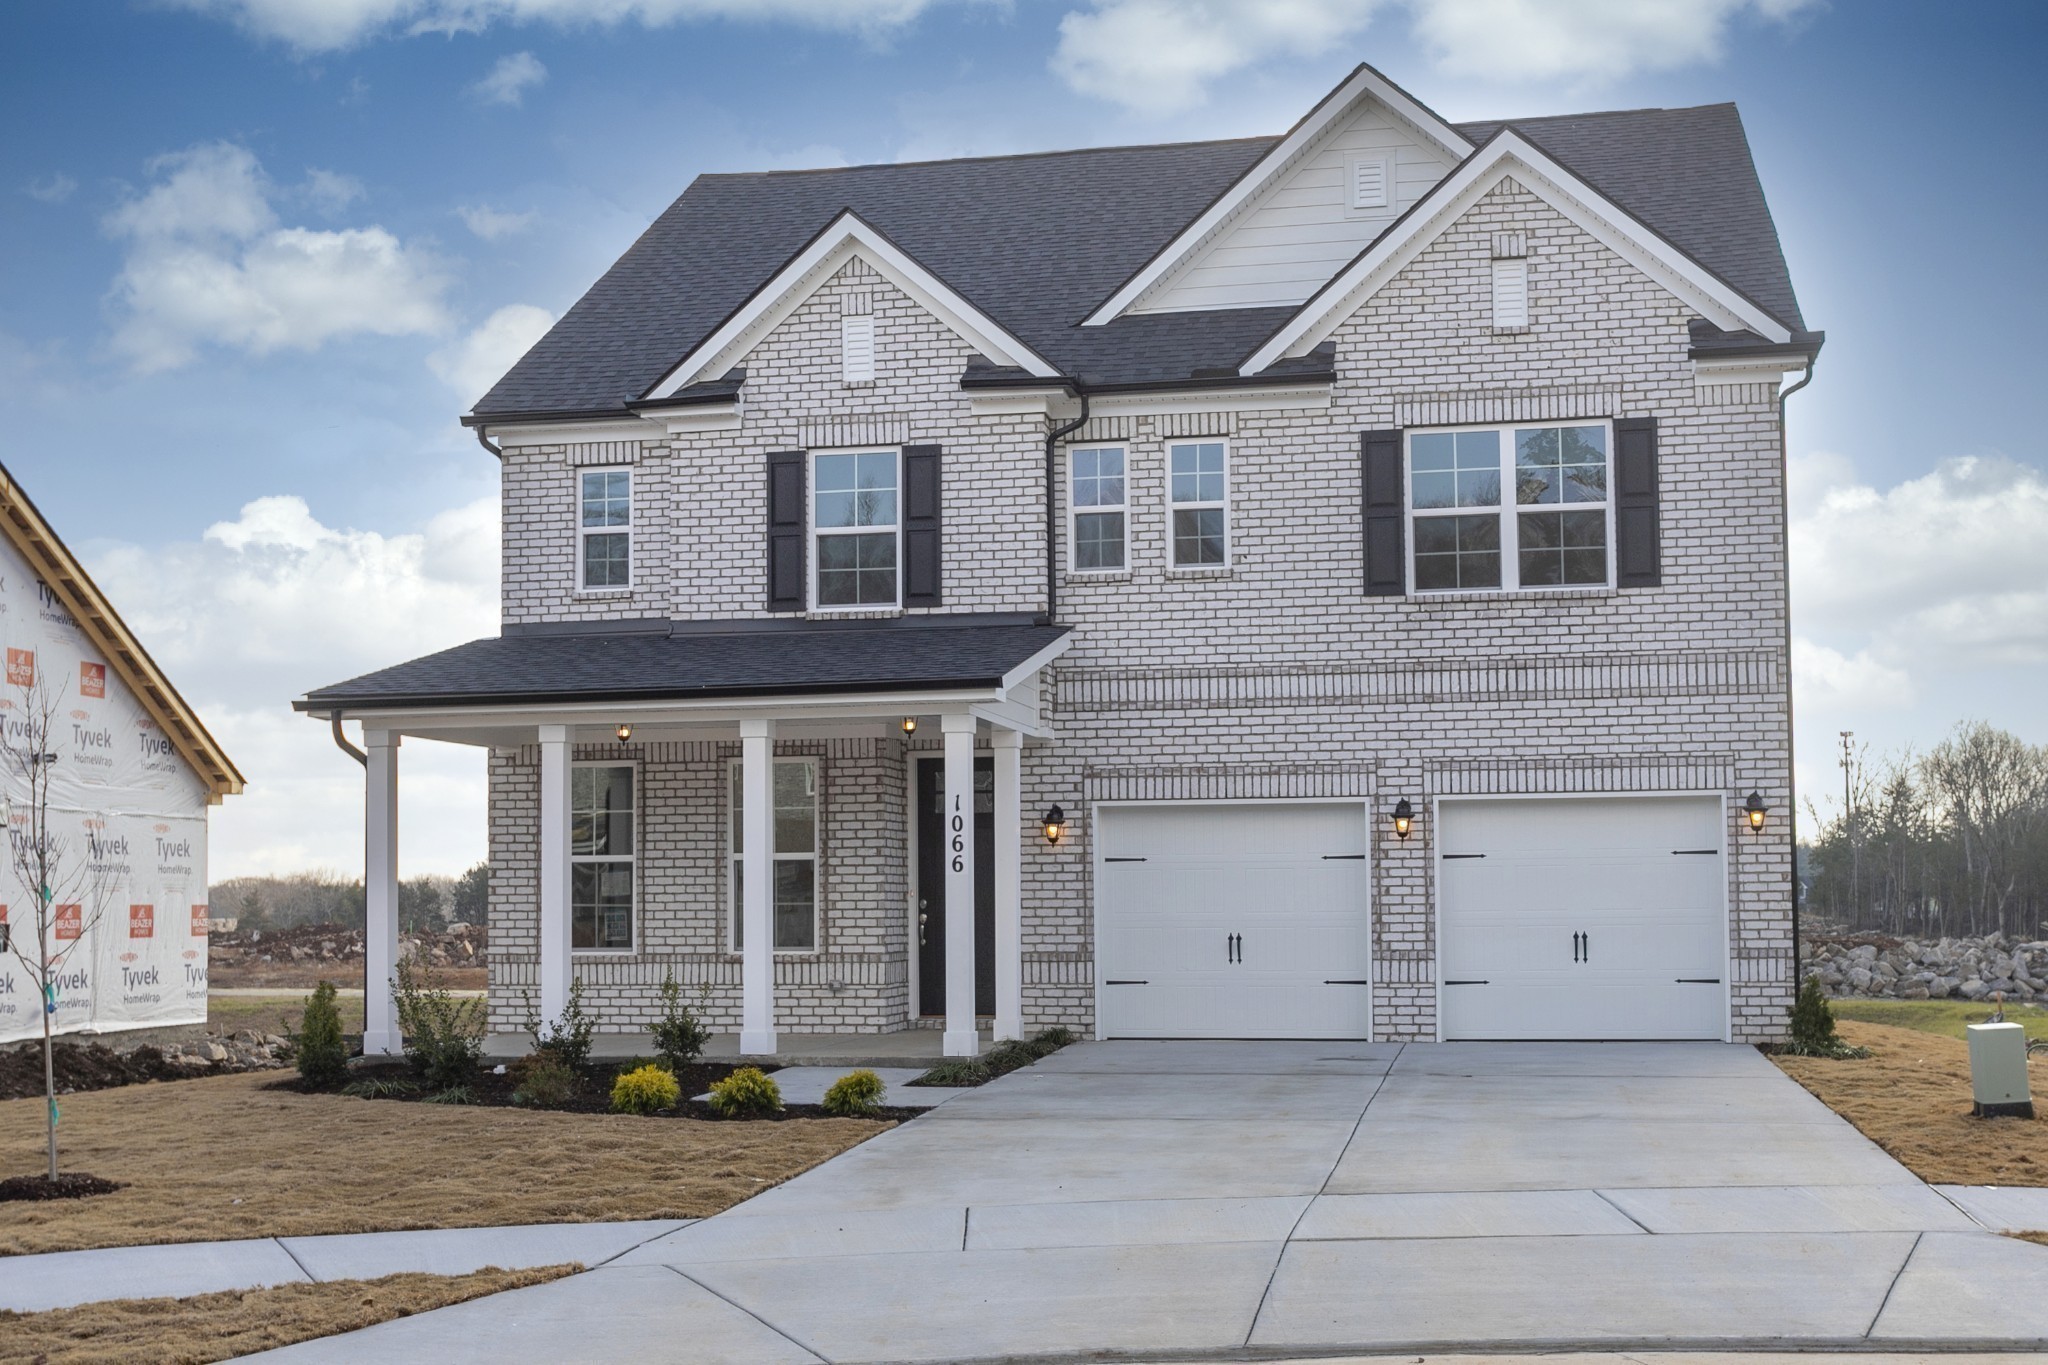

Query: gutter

[1776,354,1816,989]
[473,425,504,461]
[1043,392,1090,626]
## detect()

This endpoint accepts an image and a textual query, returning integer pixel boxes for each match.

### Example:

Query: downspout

[1043,390,1090,625]
[474,426,504,460]
[1777,355,1816,994]
[330,713,370,1026]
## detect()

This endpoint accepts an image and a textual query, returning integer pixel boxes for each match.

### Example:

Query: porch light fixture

[1041,805,1066,846]
[1743,790,1769,833]
[1390,798,1414,840]
[900,716,918,735]
[615,722,634,743]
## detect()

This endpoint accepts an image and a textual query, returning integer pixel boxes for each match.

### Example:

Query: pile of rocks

[1802,930,2048,1001]
[211,921,486,970]
[0,1030,289,1100]
[157,1029,291,1073]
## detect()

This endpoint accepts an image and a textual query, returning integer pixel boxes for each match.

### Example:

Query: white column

[362,730,401,1056]
[991,728,1024,1043]
[740,718,777,1055]
[941,713,981,1057]
[536,725,574,1030]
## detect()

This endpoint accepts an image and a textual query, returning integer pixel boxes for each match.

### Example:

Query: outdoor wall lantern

[1041,805,1067,846]
[900,716,918,735]
[615,722,634,743]
[1744,790,1769,833]
[1390,798,1415,840]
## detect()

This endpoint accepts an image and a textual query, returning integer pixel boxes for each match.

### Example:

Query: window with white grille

[841,314,875,384]
[1492,257,1529,332]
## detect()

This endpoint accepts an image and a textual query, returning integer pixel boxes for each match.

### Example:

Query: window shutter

[1361,429,1405,596]
[765,450,806,611]
[902,444,943,607]
[1613,417,1662,588]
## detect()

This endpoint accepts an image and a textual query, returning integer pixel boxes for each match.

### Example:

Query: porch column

[536,724,574,1028]
[992,727,1024,1042]
[362,730,400,1056]
[740,718,777,1055]
[941,713,981,1057]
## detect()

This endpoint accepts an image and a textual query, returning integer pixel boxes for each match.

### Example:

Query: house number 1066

[950,796,965,872]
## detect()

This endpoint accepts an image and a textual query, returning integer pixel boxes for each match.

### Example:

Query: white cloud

[458,203,536,239]
[1054,0,1387,115]
[174,0,949,52]
[87,494,500,878]
[1408,0,1821,82]
[25,174,78,204]
[1791,637,1915,714]
[103,141,450,372]
[429,303,556,405]
[469,50,547,106]
[301,167,366,214]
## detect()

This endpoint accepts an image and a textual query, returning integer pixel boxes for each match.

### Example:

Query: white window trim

[1166,438,1231,570]
[575,466,634,594]
[1068,444,1129,574]
[1404,419,1616,596]
[726,756,821,956]
[807,446,902,613]
[570,759,638,955]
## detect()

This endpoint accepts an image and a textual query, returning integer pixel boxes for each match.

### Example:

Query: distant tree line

[1802,722,2048,940]
[211,862,489,935]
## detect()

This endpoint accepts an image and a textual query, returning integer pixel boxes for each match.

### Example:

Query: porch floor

[483,1029,990,1068]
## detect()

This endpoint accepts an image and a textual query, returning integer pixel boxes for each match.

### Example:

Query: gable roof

[0,463,242,804]
[473,97,1810,423]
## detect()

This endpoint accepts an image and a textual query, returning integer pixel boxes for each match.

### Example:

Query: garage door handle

[1104,856,1147,863]
[1324,979,1371,985]
[1676,978,1722,984]
[1672,848,1719,855]
[1321,854,1366,860]
[1444,979,1489,985]
[1104,979,1148,986]
[1442,853,1485,860]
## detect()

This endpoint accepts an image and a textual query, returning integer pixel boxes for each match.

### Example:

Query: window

[812,450,898,608]
[729,758,818,952]
[841,315,875,384]
[571,764,634,950]
[1069,445,1126,571]
[1168,441,1228,567]
[1408,423,1611,593]
[578,469,631,589]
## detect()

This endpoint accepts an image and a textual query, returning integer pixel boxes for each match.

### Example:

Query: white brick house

[300,65,1820,1054]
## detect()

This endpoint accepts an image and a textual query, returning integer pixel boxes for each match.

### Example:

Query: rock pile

[1802,929,2048,1001]
[0,1031,288,1100]
[210,920,486,971]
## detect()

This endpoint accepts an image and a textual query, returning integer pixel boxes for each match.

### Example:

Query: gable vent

[841,314,876,385]
[1492,258,1529,333]
[1349,155,1389,211]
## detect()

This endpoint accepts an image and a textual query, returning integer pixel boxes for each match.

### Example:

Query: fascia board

[1239,131,1793,375]
[1085,383,1332,418]
[486,415,665,446]
[999,633,1074,693]
[1082,63,1472,328]
[315,688,1008,732]
[644,212,1059,399]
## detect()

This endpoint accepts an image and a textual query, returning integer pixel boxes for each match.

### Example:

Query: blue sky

[4,0,2045,877]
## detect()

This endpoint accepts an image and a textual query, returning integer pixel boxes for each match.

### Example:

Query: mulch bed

[0,1041,198,1101]
[0,1172,125,1202]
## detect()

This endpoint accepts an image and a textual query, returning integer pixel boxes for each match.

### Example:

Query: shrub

[706,1066,782,1117]
[650,970,712,1073]
[395,956,484,1090]
[340,1076,421,1100]
[611,1064,682,1116]
[421,1085,477,1105]
[1032,1026,1079,1050]
[914,1028,1077,1088]
[821,1068,885,1117]
[1783,975,1871,1059]
[913,1057,990,1087]
[292,980,350,1088]
[509,1052,579,1108]
[525,981,596,1071]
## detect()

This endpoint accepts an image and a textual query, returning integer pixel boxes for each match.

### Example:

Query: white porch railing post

[362,730,401,1056]
[537,725,574,1030]
[992,727,1024,1042]
[941,713,981,1057]
[740,718,777,1055]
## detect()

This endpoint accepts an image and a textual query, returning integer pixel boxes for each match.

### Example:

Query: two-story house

[299,64,1820,1058]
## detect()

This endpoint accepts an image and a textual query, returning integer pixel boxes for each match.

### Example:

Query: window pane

[1413,513,1501,590]
[1073,447,1123,508]
[571,862,633,951]
[1170,443,1224,503]
[1517,426,1605,506]
[731,861,743,949]
[773,861,816,950]
[730,767,743,853]
[1172,507,1225,566]
[774,761,816,853]
[1415,432,1498,509]
[1074,511,1124,569]
[1560,425,1607,502]
[581,471,629,527]
[1454,431,1500,507]
[1518,509,1607,587]
[584,533,629,587]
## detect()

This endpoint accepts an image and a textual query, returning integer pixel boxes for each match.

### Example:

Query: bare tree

[1,668,116,1182]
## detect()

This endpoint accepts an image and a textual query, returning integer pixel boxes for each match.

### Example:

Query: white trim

[653,401,742,435]
[725,755,821,956]
[569,758,639,954]
[1404,419,1615,596]
[1165,437,1230,570]
[1241,130,1794,375]
[1692,355,1806,386]
[1084,64,1471,326]
[644,211,1059,398]
[575,466,634,593]
[808,446,902,613]
[1068,443,1128,574]
[485,416,663,447]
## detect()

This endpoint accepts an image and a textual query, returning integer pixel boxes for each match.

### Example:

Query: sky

[3,0,2046,879]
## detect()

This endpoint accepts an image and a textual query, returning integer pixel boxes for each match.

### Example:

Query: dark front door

[916,755,995,1017]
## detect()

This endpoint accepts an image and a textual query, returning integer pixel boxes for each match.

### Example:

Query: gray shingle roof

[475,102,1807,421]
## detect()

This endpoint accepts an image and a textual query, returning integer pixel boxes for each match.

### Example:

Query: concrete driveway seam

[1863,1231,1924,1338]
[1589,1189,1655,1233]
[272,1236,319,1283]
[589,1219,717,1270]
[664,1262,830,1363]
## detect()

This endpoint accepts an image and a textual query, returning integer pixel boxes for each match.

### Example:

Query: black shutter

[1613,417,1662,588]
[1361,428,1405,596]
[765,450,806,611]
[902,444,942,607]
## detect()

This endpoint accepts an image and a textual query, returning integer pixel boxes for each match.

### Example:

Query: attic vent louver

[1492,258,1529,333]
[1348,155,1389,211]
[841,314,876,385]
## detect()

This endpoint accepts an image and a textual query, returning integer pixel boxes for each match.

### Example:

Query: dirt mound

[0,1172,125,1201]
[0,1034,288,1101]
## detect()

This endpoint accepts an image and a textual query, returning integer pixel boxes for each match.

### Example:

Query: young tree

[1,668,116,1182]
[399,875,446,934]
[450,861,489,927]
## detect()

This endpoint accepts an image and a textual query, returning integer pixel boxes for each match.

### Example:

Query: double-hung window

[812,450,898,608]
[1408,423,1611,592]
[1168,440,1228,567]
[571,764,634,950]
[1069,445,1126,571]
[729,758,818,952]
[578,469,631,589]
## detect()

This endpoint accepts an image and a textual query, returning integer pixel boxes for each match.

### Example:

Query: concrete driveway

[249,1041,2048,1363]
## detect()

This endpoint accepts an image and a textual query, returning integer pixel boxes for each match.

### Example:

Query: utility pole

[1839,729,1858,925]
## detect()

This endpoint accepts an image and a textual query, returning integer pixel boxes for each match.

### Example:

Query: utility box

[1965,1022,2035,1119]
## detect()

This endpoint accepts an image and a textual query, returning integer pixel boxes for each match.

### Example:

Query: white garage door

[1438,796,1728,1040]
[1097,803,1371,1039]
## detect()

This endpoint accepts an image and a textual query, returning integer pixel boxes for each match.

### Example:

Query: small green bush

[292,980,350,1088]
[509,1052,578,1108]
[525,981,596,1070]
[650,970,712,1072]
[395,956,484,1090]
[914,1027,1077,1088]
[421,1085,477,1105]
[1783,975,1871,1058]
[611,1063,682,1115]
[913,1057,990,1087]
[1032,1026,1079,1049]
[340,1075,421,1100]
[821,1068,885,1117]
[706,1065,782,1117]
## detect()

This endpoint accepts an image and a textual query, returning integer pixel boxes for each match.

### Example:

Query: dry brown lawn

[0,1265,576,1364]
[204,991,366,1037]
[1771,1018,2047,1186]
[0,1070,887,1255]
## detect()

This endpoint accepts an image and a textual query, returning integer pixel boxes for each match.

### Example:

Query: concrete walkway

[61,1041,2048,1361]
